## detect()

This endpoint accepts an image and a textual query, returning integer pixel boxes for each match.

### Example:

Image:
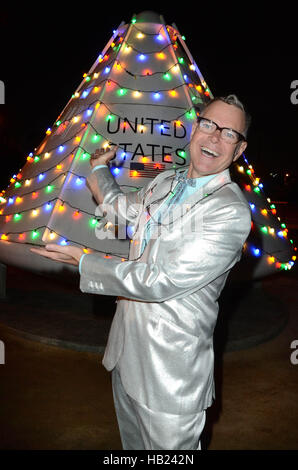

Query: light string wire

[0,19,294,269]
[0,147,294,245]
[1,170,295,268]
[1,106,194,197]
[1,22,205,193]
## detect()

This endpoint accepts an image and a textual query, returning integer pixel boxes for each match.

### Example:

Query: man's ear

[233,140,247,162]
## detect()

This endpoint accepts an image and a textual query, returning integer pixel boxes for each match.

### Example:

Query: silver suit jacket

[80,166,252,414]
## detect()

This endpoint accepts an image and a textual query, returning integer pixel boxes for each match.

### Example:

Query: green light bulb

[92,134,100,143]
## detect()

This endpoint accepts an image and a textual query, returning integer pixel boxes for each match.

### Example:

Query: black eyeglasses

[196,116,246,144]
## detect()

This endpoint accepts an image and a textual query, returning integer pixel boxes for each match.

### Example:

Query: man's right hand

[90,145,118,169]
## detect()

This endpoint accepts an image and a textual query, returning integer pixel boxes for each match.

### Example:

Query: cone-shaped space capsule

[0,11,295,278]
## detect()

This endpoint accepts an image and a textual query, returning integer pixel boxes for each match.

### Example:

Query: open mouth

[201,146,220,158]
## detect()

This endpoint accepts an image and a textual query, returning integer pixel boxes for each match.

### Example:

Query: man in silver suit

[32,95,252,450]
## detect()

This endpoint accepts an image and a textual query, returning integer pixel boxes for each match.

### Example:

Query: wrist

[91,164,108,173]
[90,158,109,169]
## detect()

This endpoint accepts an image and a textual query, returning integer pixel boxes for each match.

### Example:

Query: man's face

[188,101,247,178]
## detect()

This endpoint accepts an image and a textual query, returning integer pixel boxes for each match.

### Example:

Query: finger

[92,145,118,157]
[31,246,70,258]
[30,247,49,256]
[45,243,71,254]
[45,244,83,261]
[91,148,105,159]
[104,145,119,159]
[30,248,72,262]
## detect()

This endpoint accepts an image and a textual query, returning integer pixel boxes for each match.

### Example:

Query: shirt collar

[174,169,216,188]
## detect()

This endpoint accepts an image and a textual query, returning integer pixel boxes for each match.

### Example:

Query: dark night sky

[0,5,297,191]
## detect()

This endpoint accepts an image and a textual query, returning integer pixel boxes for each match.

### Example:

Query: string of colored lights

[0,151,295,244]
[0,216,295,270]
[0,106,195,200]
[9,19,208,178]
[0,14,295,274]
[0,121,295,251]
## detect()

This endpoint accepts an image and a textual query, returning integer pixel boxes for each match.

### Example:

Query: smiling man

[188,96,248,178]
[31,94,252,450]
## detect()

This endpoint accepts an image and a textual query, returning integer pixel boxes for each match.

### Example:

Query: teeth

[201,147,219,157]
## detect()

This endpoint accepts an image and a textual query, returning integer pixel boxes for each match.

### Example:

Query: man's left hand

[30,244,84,266]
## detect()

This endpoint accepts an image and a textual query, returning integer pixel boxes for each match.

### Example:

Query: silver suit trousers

[111,367,206,450]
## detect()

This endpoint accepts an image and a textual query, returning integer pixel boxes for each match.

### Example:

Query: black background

[0,4,297,192]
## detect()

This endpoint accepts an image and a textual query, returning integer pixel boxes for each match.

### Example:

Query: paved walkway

[0,265,297,450]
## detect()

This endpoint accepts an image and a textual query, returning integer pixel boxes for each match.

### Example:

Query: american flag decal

[130,161,166,178]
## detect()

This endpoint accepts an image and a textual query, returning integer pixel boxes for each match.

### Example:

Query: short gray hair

[201,94,251,139]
